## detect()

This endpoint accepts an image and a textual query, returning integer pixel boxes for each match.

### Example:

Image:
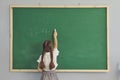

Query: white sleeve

[53,48,59,56]
[37,55,42,63]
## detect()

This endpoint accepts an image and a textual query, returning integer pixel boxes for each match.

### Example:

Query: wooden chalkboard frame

[10,5,109,72]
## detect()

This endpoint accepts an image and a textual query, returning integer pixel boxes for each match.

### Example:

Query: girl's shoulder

[53,48,59,56]
[53,48,59,52]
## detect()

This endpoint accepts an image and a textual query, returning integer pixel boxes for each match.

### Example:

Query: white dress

[37,48,59,71]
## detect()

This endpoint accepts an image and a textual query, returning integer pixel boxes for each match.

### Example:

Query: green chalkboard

[10,6,109,72]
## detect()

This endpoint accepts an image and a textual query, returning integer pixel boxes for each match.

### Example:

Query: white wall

[0,0,120,80]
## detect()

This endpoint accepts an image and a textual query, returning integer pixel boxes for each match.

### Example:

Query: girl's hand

[38,63,43,72]
[38,68,42,72]
[53,29,57,37]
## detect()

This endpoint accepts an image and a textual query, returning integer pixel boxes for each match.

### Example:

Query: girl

[37,29,59,80]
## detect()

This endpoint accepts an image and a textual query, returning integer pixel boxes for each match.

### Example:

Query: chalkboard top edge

[10,5,109,8]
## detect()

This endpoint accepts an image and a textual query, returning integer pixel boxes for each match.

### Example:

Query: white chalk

[54,29,56,32]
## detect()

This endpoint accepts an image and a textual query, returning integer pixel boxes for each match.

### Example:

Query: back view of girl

[37,29,59,80]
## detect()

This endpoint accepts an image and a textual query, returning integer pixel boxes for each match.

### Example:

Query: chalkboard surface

[10,6,109,72]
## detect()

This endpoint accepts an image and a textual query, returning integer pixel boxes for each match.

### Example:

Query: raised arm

[53,29,58,48]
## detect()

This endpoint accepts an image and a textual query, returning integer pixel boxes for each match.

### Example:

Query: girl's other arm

[53,29,58,48]
[37,63,42,72]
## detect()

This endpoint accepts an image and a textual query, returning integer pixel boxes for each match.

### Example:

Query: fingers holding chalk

[54,29,56,32]
[54,28,57,37]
